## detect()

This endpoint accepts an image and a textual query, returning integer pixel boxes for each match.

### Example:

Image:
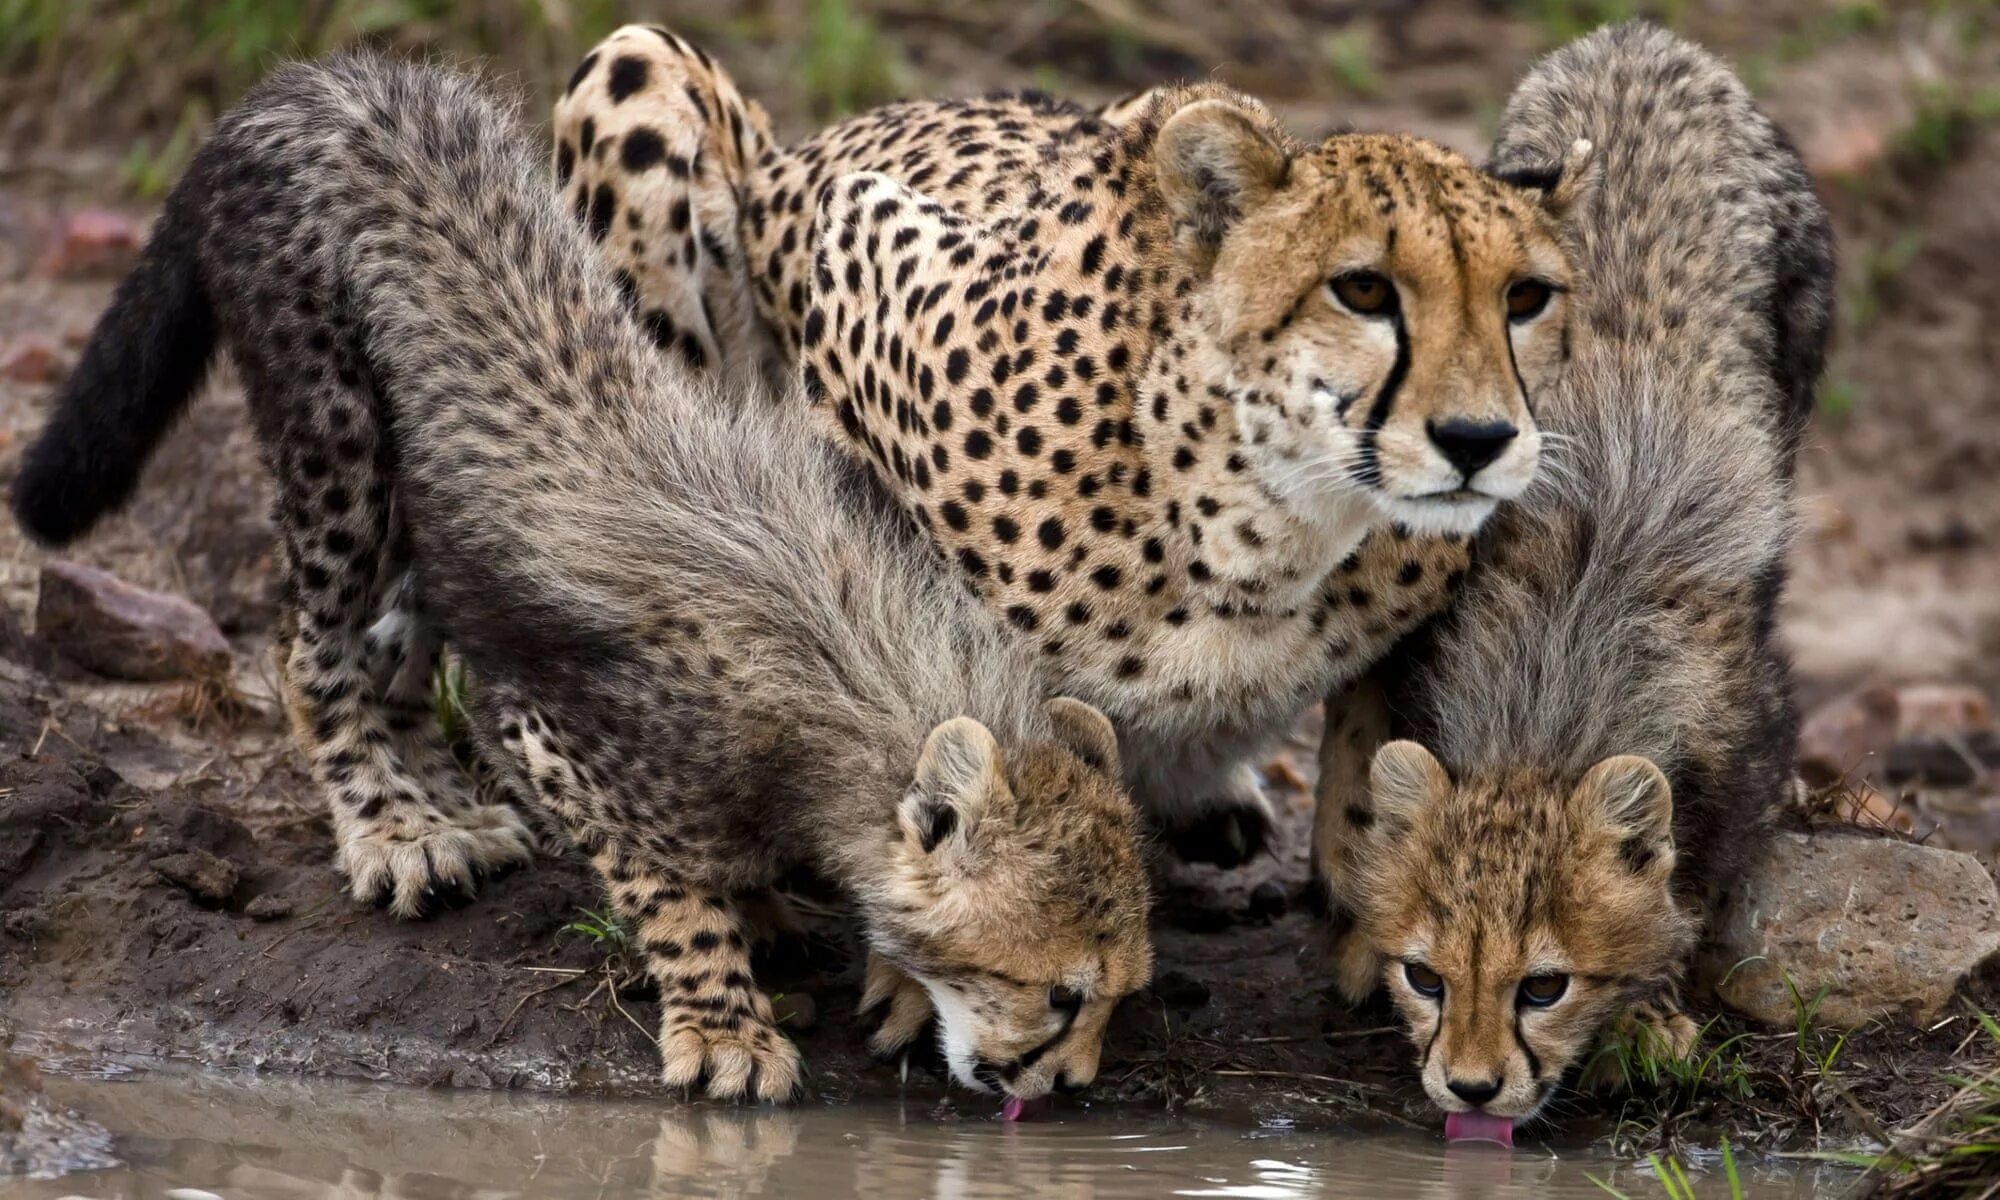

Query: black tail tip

[10,452,106,548]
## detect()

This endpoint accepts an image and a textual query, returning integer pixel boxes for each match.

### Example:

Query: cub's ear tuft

[903,717,1007,856]
[1575,754,1674,873]
[1044,697,1121,777]
[1154,99,1290,264]
[1367,740,1451,831]
[1489,137,1597,220]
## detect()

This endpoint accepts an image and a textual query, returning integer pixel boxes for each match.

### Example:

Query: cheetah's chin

[1373,491,1499,538]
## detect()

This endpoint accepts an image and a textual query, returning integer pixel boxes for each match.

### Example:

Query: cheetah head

[862,698,1152,1100]
[1150,96,1589,537]
[1348,742,1695,1124]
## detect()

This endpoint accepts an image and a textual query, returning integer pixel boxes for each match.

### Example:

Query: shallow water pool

[15,1071,1846,1199]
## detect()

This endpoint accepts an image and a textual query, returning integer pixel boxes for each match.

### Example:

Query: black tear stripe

[1514,1009,1542,1080]
[1351,317,1411,489]
[1504,322,1531,419]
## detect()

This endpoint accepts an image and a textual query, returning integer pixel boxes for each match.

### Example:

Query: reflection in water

[20,1072,1842,1199]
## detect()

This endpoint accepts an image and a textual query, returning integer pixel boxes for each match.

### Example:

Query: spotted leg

[500,706,802,1101]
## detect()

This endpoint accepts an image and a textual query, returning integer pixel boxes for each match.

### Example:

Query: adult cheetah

[557,26,1588,864]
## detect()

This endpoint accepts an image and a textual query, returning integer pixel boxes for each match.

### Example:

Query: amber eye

[1331,271,1398,317]
[1404,962,1444,998]
[1506,279,1554,321]
[1049,985,1084,1013]
[1517,974,1570,1007]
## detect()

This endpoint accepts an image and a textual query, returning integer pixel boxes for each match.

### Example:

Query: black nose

[1054,1073,1089,1095]
[1427,417,1518,477]
[1446,1076,1503,1106]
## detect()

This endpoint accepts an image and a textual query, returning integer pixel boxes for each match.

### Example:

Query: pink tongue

[1445,1112,1515,1148]
[1000,1096,1049,1122]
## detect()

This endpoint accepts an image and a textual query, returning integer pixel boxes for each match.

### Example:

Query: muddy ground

[2,0,1999,1162]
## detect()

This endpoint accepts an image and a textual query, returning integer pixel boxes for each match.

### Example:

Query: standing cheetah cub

[1315,23,1834,1131]
[12,56,1152,1102]
[557,26,1590,864]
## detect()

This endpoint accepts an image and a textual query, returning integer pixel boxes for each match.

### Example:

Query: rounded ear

[1154,99,1290,264]
[1044,697,1121,778]
[902,717,1007,856]
[1489,137,1598,221]
[1367,740,1451,831]
[1574,754,1674,872]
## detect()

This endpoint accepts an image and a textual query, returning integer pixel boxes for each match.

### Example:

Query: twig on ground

[490,976,584,1044]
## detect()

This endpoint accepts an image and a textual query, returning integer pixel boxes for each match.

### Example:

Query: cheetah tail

[11,151,219,547]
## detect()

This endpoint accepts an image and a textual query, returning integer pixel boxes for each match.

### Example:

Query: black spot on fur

[606,56,650,103]
[620,127,668,172]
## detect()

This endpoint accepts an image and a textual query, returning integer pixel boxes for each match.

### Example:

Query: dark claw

[413,885,445,920]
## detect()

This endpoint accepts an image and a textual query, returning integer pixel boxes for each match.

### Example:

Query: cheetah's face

[1157,106,1582,537]
[864,699,1152,1100]
[1349,743,1694,1122]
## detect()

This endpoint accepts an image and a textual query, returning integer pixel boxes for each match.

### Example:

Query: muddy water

[6,1070,1850,1200]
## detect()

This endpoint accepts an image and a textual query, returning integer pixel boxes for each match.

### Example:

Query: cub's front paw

[336,804,535,919]
[1323,905,1386,1006]
[659,999,803,1102]
[859,953,935,1060]
[1580,998,1702,1094]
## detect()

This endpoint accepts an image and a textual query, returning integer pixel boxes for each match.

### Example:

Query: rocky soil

[1,0,1998,1167]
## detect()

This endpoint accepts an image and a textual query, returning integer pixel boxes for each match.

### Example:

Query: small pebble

[39,208,140,279]
[245,894,293,922]
[151,850,239,907]
[772,991,818,1032]
[2,339,59,384]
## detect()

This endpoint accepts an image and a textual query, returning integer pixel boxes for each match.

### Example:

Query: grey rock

[1704,831,2000,1028]
[35,561,230,682]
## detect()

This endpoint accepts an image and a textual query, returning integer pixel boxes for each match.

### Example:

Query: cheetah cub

[557,26,1590,865]
[1315,23,1834,1130]
[12,56,1152,1102]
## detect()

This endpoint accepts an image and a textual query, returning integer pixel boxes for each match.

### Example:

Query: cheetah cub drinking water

[11,56,1152,1102]
[556,26,1591,866]
[1314,23,1834,1134]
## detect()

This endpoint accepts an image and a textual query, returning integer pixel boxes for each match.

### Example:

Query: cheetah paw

[1329,920,1386,1006]
[659,1015,803,1102]
[1167,764,1274,868]
[1168,803,1272,868]
[337,806,536,919]
[1580,1000,1702,1094]
[860,953,936,1060]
